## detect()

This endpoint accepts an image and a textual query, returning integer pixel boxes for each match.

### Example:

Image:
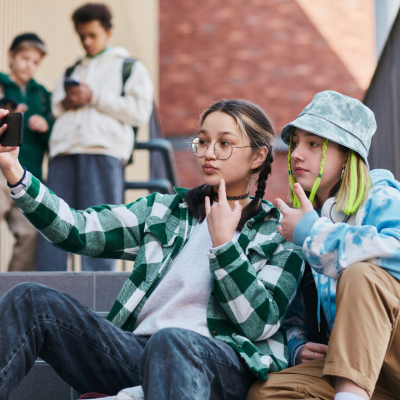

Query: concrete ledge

[9,361,79,400]
[0,272,130,312]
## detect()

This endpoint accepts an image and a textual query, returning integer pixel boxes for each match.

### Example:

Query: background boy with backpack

[0,33,52,272]
[36,3,154,272]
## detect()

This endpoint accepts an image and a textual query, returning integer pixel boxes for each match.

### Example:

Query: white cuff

[293,344,306,366]
[10,175,28,195]
[210,239,233,253]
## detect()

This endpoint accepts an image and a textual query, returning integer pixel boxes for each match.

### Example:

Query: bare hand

[28,115,49,133]
[205,179,242,247]
[15,103,28,113]
[295,342,328,365]
[61,98,77,111]
[274,183,314,242]
[65,83,92,107]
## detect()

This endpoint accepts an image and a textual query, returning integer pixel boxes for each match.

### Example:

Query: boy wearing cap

[0,33,52,272]
[247,91,400,400]
[36,3,153,272]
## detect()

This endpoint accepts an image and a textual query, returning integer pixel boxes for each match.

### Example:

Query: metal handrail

[124,138,178,195]
[135,138,178,187]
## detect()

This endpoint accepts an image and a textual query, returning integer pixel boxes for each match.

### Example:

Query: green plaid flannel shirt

[11,172,304,380]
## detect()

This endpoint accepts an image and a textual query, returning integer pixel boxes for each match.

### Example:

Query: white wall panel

[0,0,159,271]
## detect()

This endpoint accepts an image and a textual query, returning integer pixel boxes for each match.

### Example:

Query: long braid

[238,145,274,229]
[308,138,328,203]
[256,146,273,196]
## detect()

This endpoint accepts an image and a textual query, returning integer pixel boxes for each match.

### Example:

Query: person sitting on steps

[0,100,304,400]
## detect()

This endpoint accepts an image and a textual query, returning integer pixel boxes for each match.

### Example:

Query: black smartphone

[0,112,24,146]
[64,77,80,87]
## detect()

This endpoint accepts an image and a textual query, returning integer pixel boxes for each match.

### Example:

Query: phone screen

[0,113,24,147]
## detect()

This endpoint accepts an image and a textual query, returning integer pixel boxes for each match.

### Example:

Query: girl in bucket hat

[247,91,400,400]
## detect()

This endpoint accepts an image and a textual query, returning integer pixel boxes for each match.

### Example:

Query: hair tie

[255,189,265,199]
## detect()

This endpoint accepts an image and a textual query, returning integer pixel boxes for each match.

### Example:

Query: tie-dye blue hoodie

[283,169,400,366]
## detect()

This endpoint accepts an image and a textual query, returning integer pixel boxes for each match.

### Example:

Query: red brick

[160,0,374,190]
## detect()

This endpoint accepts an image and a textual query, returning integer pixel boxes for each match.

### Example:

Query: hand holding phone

[0,109,23,183]
[64,81,92,108]
[0,112,24,146]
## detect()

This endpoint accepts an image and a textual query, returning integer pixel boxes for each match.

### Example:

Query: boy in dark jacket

[0,33,53,271]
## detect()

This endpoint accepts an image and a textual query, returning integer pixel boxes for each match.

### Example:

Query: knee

[4,282,53,307]
[339,263,375,286]
[147,328,187,350]
[246,375,282,400]
[7,282,42,297]
[247,380,265,400]
[144,328,192,360]
[337,263,380,299]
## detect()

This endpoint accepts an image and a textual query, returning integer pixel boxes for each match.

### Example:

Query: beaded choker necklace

[214,192,249,201]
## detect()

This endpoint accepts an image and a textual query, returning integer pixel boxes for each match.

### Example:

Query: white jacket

[50,47,153,161]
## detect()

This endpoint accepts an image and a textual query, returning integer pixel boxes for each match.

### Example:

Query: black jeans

[0,283,256,400]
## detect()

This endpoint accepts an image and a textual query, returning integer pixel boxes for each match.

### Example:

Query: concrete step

[1,272,130,400]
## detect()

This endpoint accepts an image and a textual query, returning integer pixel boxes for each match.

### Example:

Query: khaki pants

[0,174,37,271]
[248,263,400,400]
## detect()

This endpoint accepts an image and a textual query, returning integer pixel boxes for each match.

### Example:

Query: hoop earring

[341,169,344,179]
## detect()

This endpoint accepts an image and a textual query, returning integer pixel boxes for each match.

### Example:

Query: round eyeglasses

[190,137,255,160]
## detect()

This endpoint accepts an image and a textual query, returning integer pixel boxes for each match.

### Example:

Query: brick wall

[159,0,375,201]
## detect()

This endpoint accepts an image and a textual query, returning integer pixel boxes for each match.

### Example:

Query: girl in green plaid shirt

[0,100,303,400]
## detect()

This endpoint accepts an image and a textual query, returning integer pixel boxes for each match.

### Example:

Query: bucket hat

[281,90,376,168]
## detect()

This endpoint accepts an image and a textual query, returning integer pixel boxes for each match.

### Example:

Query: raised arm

[276,179,400,280]
[0,132,150,261]
[206,179,304,341]
[13,172,151,260]
[209,234,304,341]
[298,185,400,280]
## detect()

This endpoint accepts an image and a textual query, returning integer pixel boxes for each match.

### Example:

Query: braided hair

[185,99,275,230]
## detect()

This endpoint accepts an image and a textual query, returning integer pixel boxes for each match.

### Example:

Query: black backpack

[65,58,139,165]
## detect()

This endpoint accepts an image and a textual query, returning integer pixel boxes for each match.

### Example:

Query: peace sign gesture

[205,179,242,247]
[274,183,314,242]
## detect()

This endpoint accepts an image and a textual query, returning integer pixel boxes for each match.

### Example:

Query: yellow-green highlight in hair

[336,150,371,215]
[308,138,328,204]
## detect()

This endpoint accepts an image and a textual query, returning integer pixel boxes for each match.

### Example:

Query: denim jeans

[0,283,256,400]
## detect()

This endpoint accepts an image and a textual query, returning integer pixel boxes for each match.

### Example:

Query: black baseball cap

[9,33,47,54]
